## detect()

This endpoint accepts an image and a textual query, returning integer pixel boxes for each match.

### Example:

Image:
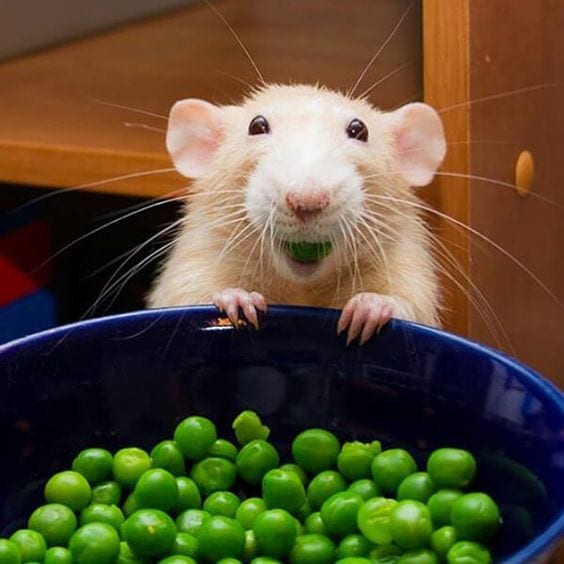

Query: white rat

[148,84,446,344]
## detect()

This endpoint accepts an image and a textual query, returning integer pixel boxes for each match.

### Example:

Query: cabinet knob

[515,150,534,197]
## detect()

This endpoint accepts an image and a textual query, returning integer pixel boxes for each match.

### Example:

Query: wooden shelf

[0,0,421,198]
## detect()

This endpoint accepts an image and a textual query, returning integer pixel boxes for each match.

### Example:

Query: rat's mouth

[282,241,333,278]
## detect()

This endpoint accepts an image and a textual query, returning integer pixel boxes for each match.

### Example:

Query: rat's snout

[286,189,330,222]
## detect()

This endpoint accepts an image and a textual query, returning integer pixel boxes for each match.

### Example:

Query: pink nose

[286,190,330,222]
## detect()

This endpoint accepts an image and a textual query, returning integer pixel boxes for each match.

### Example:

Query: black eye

[346,118,368,142]
[248,115,270,135]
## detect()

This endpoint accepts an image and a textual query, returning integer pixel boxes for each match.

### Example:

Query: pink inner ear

[166,99,224,179]
[392,103,446,187]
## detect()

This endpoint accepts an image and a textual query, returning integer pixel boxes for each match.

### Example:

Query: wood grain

[422,0,470,336]
[468,0,564,384]
[0,0,421,197]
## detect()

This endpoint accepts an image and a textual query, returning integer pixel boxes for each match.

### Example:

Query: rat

[147,83,446,344]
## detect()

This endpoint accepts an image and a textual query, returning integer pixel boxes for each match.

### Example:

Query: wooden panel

[422,0,470,335]
[0,0,421,198]
[468,0,564,384]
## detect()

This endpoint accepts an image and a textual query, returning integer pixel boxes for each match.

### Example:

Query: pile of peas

[0,410,501,563]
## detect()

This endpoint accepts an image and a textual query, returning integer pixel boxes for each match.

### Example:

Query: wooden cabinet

[0,0,562,385]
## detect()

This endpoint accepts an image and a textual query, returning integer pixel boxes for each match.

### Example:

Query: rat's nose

[286,189,329,222]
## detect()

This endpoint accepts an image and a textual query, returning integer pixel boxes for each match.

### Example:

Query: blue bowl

[0,306,562,562]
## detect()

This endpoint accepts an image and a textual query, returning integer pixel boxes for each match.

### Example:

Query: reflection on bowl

[0,306,562,563]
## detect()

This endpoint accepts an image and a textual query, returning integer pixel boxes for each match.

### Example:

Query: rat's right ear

[166,99,224,178]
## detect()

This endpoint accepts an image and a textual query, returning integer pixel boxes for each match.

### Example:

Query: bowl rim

[0,304,563,563]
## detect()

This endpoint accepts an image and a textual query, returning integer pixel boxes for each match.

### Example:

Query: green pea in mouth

[284,241,333,263]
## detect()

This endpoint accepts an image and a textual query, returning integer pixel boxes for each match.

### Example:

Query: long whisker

[7,167,178,214]
[438,83,556,113]
[202,0,265,85]
[89,97,168,120]
[30,195,186,275]
[124,122,166,134]
[365,193,564,310]
[348,0,415,97]
[357,61,416,99]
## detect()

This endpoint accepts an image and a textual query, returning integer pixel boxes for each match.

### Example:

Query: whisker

[358,61,416,99]
[438,83,556,114]
[89,97,168,120]
[124,122,166,134]
[348,0,415,97]
[7,167,178,214]
[202,0,265,85]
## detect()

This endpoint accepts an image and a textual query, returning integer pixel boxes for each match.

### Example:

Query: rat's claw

[212,288,267,329]
[338,293,395,345]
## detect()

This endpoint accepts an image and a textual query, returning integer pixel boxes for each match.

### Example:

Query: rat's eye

[346,118,368,142]
[248,115,270,135]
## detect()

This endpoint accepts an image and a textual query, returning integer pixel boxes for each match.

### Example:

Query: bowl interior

[0,306,562,562]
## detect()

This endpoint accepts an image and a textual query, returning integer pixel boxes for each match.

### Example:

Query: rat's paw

[337,293,395,345]
[212,288,267,329]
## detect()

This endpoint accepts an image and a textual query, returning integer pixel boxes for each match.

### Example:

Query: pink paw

[337,293,395,345]
[212,288,267,329]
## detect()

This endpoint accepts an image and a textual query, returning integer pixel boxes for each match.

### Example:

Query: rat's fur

[148,84,443,327]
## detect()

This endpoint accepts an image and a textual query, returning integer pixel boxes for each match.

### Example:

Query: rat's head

[167,84,445,282]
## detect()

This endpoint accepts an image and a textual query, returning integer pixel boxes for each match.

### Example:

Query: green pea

[307,470,347,510]
[123,492,140,517]
[285,241,333,262]
[236,497,268,530]
[236,440,280,485]
[28,503,77,546]
[397,472,436,503]
[262,468,306,513]
[208,439,239,461]
[337,534,371,558]
[44,546,72,564]
[253,509,297,558]
[289,533,336,563]
[292,429,340,474]
[295,498,313,521]
[0,539,21,564]
[337,442,375,480]
[176,509,211,536]
[10,529,46,562]
[347,479,380,501]
[197,516,246,561]
[369,543,404,560]
[218,559,243,564]
[174,416,217,461]
[427,449,476,490]
[116,540,149,563]
[69,522,121,563]
[304,512,327,535]
[431,526,458,559]
[397,548,439,563]
[175,477,202,512]
[151,441,186,476]
[203,491,241,518]
[122,509,176,557]
[390,500,433,550]
[357,497,397,545]
[72,448,114,485]
[450,493,500,542]
[134,468,179,512]
[447,541,492,563]
[243,529,258,561]
[190,457,237,496]
[319,491,364,537]
[371,449,417,495]
[158,556,196,564]
[171,532,199,558]
[335,558,371,564]
[44,471,92,511]
[91,481,122,506]
[251,558,282,564]
[232,410,270,446]
[279,463,309,485]
[80,503,124,531]
[113,448,152,489]
[427,489,463,528]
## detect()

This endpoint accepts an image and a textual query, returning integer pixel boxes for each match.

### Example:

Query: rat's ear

[389,102,446,187]
[166,99,224,178]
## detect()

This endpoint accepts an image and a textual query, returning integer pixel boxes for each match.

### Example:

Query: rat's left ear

[389,102,446,187]
[166,98,224,178]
